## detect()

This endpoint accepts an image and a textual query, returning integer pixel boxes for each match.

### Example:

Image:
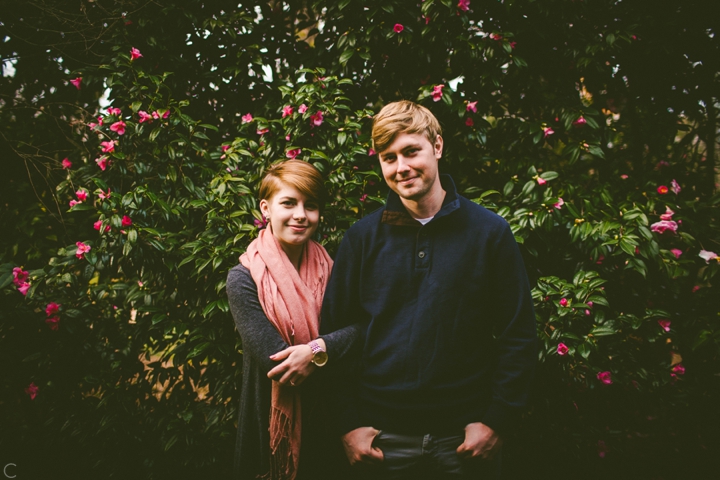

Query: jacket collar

[381,175,461,226]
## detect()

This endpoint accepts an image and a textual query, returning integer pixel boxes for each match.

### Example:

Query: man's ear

[434,135,444,159]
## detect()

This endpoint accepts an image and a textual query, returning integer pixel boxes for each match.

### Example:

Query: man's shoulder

[345,206,384,237]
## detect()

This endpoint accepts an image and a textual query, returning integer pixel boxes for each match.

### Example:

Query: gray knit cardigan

[227,264,359,479]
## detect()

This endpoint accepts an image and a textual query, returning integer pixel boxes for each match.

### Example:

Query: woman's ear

[259,198,270,219]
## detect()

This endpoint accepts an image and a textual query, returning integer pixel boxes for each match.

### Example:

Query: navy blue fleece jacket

[320,175,537,437]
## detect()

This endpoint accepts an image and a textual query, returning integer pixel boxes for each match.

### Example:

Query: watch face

[312,351,328,367]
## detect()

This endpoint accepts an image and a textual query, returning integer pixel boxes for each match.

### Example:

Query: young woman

[227,160,357,479]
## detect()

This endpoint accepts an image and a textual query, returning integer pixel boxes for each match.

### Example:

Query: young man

[320,101,537,479]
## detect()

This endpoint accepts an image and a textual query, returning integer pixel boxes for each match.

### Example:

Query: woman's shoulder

[227,263,255,291]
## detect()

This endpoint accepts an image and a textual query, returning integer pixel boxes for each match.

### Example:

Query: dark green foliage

[1,1,718,478]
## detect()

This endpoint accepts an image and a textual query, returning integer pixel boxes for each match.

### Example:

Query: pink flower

[310,111,324,126]
[658,320,671,332]
[100,141,115,153]
[432,84,444,102]
[586,301,594,307]
[424,15,430,25]
[96,156,109,171]
[254,217,267,229]
[88,122,98,130]
[45,302,61,316]
[25,382,38,400]
[368,148,376,156]
[393,24,404,34]
[537,177,547,185]
[69,200,80,208]
[672,364,685,375]
[585,309,591,316]
[655,160,670,170]
[466,101,478,113]
[553,198,564,209]
[110,121,126,135]
[241,113,253,123]
[573,116,587,126]
[597,371,612,385]
[510,41,517,49]
[489,33,503,41]
[282,105,294,118]
[130,47,143,61]
[121,215,133,227]
[650,220,678,234]
[221,145,230,152]
[543,127,554,137]
[557,343,569,356]
[75,242,91,259]
[286,148,302,159]
[596,255,605,264]
[152,110,169,119]
[76,189,88,201]
[692,285,701,293]
[257,127,269,135]
[597,440,608,458]
[699,250,718,263]
[360,194,368,203]
[70,77,82,89]
[559,298,568,307]
[465,117,474,127]
[61,158,72,169]
[458,0,470,11]
[107,107,122,116]
[620,174,629,179]
[98,189,111,200]
[18,282,31,295]
[670,248,683,259]
[138,110,153,123]
[46,316,60,331]
[670,179,681,195]
[660,207,674,221]
[657,185,669,194]
[298,104,308,114]
[98,116,104,126]
[13,267,29,286]
[93,220,110,232]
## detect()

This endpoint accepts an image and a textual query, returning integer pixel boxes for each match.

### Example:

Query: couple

[227,101,537,480]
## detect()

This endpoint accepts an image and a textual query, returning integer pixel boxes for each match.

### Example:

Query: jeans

[352,431,502,480]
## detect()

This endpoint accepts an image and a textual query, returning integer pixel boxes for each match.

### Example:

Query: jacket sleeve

[319,233,367,436]
[480,223,538,436]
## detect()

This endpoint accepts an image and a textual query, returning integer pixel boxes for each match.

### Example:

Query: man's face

[378,132,443,202]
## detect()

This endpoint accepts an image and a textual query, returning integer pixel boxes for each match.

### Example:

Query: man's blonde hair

[371,100,442,153]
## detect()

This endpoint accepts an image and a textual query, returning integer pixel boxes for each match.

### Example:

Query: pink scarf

[240,227,333,480]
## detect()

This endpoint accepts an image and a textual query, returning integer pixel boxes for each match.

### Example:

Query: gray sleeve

[227,264,289,375]
[227,264,360,373]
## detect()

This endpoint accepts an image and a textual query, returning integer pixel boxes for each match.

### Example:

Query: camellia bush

[1,1,718,478]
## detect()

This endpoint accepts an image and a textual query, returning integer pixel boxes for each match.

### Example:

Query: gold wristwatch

[308,340,328,367]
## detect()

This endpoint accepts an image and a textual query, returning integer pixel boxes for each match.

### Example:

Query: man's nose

[396,156,411,173]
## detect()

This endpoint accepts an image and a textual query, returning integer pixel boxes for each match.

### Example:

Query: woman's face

[260,182,320,253]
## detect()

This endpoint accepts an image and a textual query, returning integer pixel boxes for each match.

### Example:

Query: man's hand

[456,422,503,460]
[267,345,315,386]
[341,427,384,465]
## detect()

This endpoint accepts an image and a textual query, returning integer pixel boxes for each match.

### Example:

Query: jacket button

[418,251,426,258]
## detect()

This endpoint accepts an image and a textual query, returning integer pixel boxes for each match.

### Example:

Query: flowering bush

[1,0,718,478]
